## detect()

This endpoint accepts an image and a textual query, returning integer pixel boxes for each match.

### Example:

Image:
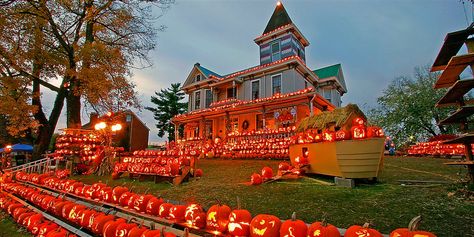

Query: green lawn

[72,156,474,237]
[0,212,31,237]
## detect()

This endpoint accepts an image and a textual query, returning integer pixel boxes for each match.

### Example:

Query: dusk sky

[44,0,467,143]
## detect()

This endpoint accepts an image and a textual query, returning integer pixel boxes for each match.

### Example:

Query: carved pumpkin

[185,204,204,227]
[12,207,28,221]
[61,203,76,219]
[18,212,35,225]
[112,186,129,204]
[91,214,115,234]
[158,203,173,218]
[128,225,149,237]
[278,162,291,172]
[228,209,252,236]
[322,131,336,142]
[169,205,186,222]
[345,223,382,237]
[194,169,203,177]
[250,214,282,237]
[261,167,273,179]
[206,203,232,233]
[119,191,134,207]
[26,213,43,232]
[103,218,126,237]
[335,130,351,141]
[146,197,164,215]
[141,229,162,237]
[280,212,307,237]
[351,125,366,139]
[367,126,384,138]
[37,222,59,237]
[294,156,308,166]
[307,221,340,237]
[127,194,140,209]
[250,173,263,185]
[389,216,436,237]
[44,227,68,237]
[115,222,138,237]
[134,194,155,213]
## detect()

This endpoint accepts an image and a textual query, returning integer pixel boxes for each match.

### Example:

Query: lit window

[195,91,201,109]
[271,41,280,61]
[205,89,213,108]
[251,80,260,100]
[272,74,282,95]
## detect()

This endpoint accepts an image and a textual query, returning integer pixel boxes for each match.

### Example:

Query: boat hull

[289,138,385,179]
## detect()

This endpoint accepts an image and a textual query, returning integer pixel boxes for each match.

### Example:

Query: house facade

[172,2,347,142]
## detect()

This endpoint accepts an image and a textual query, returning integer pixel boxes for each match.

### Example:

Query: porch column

[225,111,231,135]
[174,122,180,142]
[261,106,266,128]
[200,116,206,139]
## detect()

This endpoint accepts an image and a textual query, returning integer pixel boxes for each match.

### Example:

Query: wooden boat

[289,138,385,179]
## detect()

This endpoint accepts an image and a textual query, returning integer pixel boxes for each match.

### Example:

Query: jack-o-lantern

[322,131,336,142]
[367,126,384,138]
[228,209,252,236]
[146,197,164,216]
[133,194,155,213]
[250,214,281,237]
[335,130,351,141]
[169,205,186,222]
[278,162,291,172]
[185,204,204,227]
[128,225,149,237]
[261,167,273,179]
[112,186,129,204]
[345,223,382,237]
[294,156,308,166]
[389,216,436,237]
[308,221,340,237]
[103,218,126,237]
[351,117,366,139]
[206,203,232,233]
[280,212,307,237]
[115,221,138,237]
[118,191,134,207]
[158,203,173,218]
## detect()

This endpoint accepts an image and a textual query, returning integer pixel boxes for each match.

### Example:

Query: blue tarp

[0,143,33,153]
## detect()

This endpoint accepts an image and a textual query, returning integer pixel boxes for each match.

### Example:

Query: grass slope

[74,157,474,237]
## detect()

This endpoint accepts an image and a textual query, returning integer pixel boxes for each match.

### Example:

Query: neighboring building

[82,110,149,152]
[172,2,347,141]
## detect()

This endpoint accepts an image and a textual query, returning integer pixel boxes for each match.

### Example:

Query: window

[205,89,213,108]
[227,87,236,99]
[256,114,264,130]
[324,90,332,103]
[251,80,260,100]
[195,74,201,82]
[271,41,280,61]
[194,91,201,110]
[272,74,282,95]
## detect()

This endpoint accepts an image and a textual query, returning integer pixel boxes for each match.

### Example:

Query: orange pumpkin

[261,167,273,179]
[158,203,173,218]
[169,205,186,222]
[112,186,129,204]
[228,209,252,236]
[250,214,281,237]
[185,204,204,227]
[103,218,126,237]
[146,197,164,216]
[345,223,382,237]
[279,212,307,237]
[206,203,232,233]
[250,173,263,185]
[390,216,437,237]
[308,221,340,237]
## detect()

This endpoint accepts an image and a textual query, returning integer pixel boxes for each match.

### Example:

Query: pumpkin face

[389,229,436,237]
[250,214,281,237]
[185,204,204,227]
[146,197,164,215]
[322,131,336,142]
[307,221,340,237]
[345,224,382,237]
[127,194,140,209]
[280,213,307,237]
[335,130,351,141]
[228,209,252,237]
[118,191,134,207]
[169,205,186,222]
[37,222,58,237]
[158,203,173,218]
[91,214,114,234]
[261,167,273,179]
[133,194,155,213]
[103,218,126,237]
[128,226,150,237]
[115,222,138,237]
[351,125,366,139]
[250,173,263,185]
[206,204,232,233]
[278,162,291,172]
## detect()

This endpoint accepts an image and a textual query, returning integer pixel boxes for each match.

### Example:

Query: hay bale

[297,104,366,132]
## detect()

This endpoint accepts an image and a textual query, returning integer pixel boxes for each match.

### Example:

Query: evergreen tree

[146,83,187,142]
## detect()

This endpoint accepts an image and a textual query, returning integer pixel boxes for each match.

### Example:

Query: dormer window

[271,41,281,61]
[196,74,201,82]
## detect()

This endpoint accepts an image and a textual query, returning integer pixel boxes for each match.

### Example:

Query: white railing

[4,156,57,174]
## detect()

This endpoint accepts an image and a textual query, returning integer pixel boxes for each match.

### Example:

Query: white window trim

[205,89,212,108]
[271,73,282,95]
[194,90,201,110]
[250,79,261,100]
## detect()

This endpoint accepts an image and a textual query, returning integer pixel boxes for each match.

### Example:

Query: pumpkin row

[12,172,437,237]
[0,191,78,237]
[1,182,178,237]
[407,141,470,156]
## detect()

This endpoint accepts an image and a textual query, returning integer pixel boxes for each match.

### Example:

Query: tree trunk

[66,93,82,128]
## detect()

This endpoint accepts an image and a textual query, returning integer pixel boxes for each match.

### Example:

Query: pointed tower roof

[263,1,293,34]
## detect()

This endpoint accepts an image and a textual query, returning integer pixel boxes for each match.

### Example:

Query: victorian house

[172,2,347,141]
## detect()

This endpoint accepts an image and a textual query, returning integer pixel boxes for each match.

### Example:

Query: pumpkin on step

[250,214,281,237]
[390,216,436,237]
[279,212,307,237]
[206,203,232,233]
[345,223,382,237]
[308,221,340,237]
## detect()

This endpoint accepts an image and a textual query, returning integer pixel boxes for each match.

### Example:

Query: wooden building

[172,2,347,142]
[83,110,149,152]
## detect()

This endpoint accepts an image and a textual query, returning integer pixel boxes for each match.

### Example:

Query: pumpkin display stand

[290,104,385,180]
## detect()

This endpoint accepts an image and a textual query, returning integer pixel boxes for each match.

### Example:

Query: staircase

[4,156,57,174]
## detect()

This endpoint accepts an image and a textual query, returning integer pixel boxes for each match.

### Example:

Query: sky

[43,0,467,143]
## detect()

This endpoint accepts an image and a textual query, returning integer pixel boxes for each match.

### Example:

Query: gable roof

[263,2,293,34]
[197,64,221,78]
[313,64,347,93]
[313,64,341,79]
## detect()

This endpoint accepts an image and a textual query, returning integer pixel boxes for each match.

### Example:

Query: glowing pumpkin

[228,209,252,236]
[185,204,204,227]
[250,173,263,185]
[103,218,126,237]
[206,203,232,233]
[278,162,291,172]
[112,186,129,204]
[250,214,281,237]
[158,203,173,218]
[169,205,186,222]
[279,212,307,237]
[335,130,351,141]
[345,223,382,237]
[389,216,437,237]
[322,131,336,142]
[146,197,164,216]
[307,221,340,237]
[115,222,138,237]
